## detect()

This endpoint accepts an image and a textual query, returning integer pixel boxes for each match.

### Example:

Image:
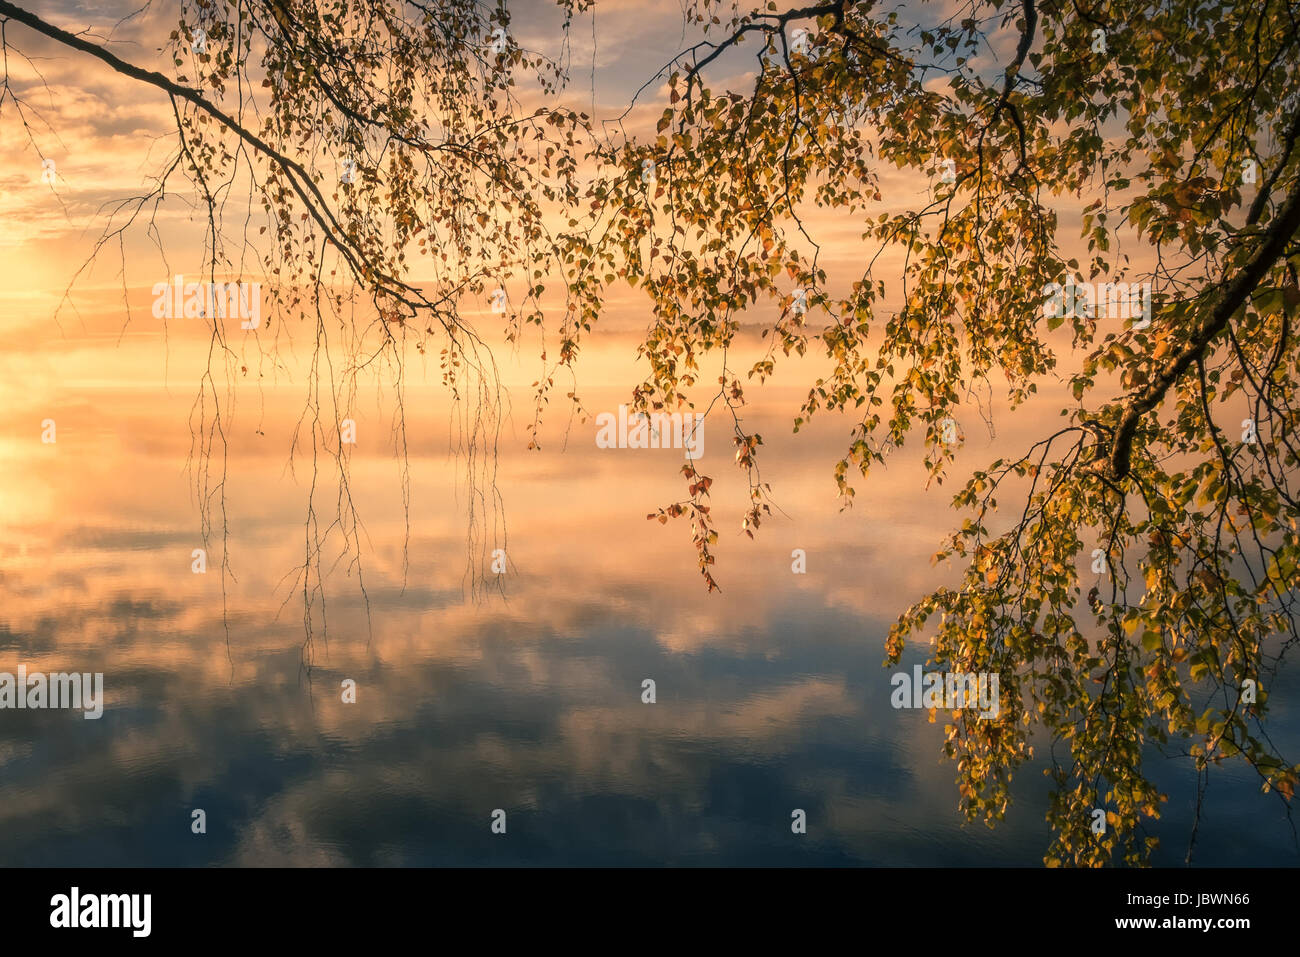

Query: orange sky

[0,0,1223,665]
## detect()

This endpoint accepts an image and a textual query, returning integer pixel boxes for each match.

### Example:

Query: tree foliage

[605,0,1300,866]
[4,0,1299,864]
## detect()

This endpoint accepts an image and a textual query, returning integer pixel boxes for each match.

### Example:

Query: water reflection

[0,324,1296,866]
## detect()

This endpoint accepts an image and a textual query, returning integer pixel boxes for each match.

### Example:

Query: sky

[0,0,1079,651]
[0,0,1216,630]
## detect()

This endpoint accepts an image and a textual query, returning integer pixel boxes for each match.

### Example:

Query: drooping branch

[0,0,447,332]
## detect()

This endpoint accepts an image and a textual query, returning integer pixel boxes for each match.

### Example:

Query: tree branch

[1104,177,1300,482]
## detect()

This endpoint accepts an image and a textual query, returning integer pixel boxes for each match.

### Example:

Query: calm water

[0,328,1297,867]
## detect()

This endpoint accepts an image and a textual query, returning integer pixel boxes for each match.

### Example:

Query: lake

[0,317,1295,866]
